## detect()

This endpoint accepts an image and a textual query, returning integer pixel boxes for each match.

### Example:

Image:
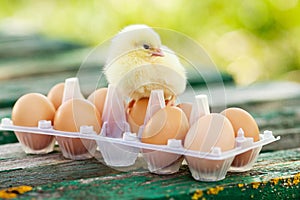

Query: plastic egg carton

[0,83,280,182]
[0,117,279,181]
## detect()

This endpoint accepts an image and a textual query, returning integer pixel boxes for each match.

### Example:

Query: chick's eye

[143,44,150,49]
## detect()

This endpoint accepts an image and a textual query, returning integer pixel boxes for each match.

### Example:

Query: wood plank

[0,48,97,80]
[0,32,83,59]
[0,143,299,199]
[0,143,120,189]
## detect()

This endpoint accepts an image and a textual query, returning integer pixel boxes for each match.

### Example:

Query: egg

[221,107,259,141]
[177,102,192,122]
[127,98,149,134]
[87,87,107,117]
[47,82,65,110]
[11,93,56,153]
[141,105,189,174]
[221,107,260,168]
[141,106,189,145]
[184,113,235,179]
[127,97,176,134]
[54,98,102,159]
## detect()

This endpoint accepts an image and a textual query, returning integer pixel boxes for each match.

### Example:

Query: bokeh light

[0,0,300,85]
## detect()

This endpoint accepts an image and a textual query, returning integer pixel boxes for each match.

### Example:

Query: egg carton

[0,82,280,182]
[0,117,279,181]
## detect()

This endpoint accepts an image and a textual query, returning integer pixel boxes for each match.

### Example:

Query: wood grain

[0,143,299,199]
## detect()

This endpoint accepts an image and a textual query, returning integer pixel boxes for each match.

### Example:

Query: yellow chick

[104,24,186,100]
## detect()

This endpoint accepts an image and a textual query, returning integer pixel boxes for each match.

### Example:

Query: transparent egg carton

[0,117,279,181]
[0,83,280,182]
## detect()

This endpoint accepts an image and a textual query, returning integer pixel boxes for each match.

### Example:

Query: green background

[1,0,300,85]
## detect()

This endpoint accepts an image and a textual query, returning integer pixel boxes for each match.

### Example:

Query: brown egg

[184,114,235,152]
[47,82,65,110]
[184,114,235,179]
[141,106,189,174]
[141,106,189,145]
[54,99,102,159]
[127,98,149,134]
[221,107,259,141]
[12,93,56,153]
[221,107,260,168]
[87,87,107,117]
[177,102,192,122]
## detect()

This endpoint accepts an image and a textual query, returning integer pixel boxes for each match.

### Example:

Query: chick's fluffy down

[104,24,187,100]
[104,46,186,100]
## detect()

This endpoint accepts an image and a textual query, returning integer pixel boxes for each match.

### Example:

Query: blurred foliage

[0,0,300,85]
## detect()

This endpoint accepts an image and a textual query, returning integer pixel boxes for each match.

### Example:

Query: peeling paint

[192,189,203,200]
[292,173,300,185]
[269,172,300,187]
[285,178,292,186]
[206,186,224,195]
[270,177,281,185]
[251,182,260,189]
[262,181,268,185]
[0,185,32,199]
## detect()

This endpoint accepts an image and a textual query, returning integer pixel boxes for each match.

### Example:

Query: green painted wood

[0,131,16,145]
[0,48,98,80]
[0,143,121,189]
[0,143,299,199]
[0,32,83,59]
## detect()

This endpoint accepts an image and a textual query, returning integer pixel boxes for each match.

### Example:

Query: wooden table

[0,31,299,199]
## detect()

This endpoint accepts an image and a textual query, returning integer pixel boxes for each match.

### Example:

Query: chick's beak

[151,48,164,57]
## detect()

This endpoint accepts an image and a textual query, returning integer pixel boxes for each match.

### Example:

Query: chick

[104,24,186,100]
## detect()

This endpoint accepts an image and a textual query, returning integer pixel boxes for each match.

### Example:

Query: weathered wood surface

[0,31,299,199]
[0,143,299,199]
[0,144,120,188]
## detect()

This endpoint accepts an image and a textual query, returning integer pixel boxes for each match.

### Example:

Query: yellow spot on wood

[0,185,32,199]
[293,173,300,185]
[238,183,244,188]
[251,182,260,189]
[270,178,280,185]
[262,181,268,185]
[206,186,224,195]
[192,189,203,200]
[286,178,292,186]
